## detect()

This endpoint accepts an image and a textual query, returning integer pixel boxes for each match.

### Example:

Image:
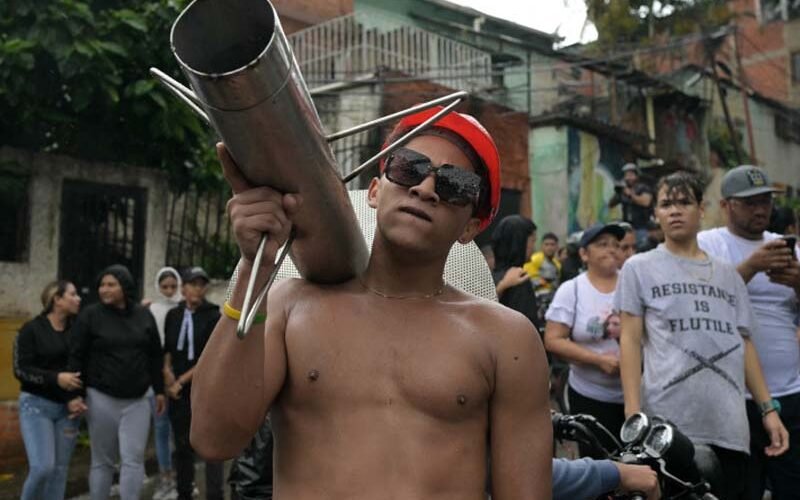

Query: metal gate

[59,180,146,304]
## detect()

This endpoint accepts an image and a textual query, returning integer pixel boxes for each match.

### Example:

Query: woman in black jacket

[491,215,539,327]
[68,265,165,500]
[14,280,86,500]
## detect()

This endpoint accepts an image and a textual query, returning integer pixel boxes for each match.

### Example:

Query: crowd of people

[489,164,799,500]
[10,103,800,500]
[13,264,232,500]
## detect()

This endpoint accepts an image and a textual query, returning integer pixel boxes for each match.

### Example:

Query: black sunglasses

[384,147,483,207]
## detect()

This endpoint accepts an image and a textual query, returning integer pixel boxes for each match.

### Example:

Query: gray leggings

[86,388,151,500]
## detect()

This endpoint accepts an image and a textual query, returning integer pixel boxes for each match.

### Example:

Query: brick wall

[0,401,24,471]
[731,0,792,104]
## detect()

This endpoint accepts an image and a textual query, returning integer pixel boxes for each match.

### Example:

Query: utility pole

[732,26,757,161]
[704,32,743,165]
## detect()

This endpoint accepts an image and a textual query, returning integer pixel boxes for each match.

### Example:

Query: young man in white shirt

[616,171,789,500]
[697,165,800,500]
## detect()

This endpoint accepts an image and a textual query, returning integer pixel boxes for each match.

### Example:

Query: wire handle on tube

[236,231,295,338]
[152,63,469,340]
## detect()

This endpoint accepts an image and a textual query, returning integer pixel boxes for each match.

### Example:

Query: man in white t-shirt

[697,165,800,500]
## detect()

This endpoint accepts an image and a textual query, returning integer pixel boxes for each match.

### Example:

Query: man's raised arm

[490,313,552,500]
[190,144,301,460]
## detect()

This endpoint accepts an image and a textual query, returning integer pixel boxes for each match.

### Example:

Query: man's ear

[457,217,482,245]
[367,177,381,209]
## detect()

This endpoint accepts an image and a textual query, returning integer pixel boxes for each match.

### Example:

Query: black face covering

[491,215,537,271]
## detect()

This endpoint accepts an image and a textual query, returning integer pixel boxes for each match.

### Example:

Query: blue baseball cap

[580,223,626,248]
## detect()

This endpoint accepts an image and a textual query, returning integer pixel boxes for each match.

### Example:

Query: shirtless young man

[190,108,553,500]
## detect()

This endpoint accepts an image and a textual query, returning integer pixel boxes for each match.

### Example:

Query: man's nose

[409,174,439,202]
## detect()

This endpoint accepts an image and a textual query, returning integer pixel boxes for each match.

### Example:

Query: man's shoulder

[465,294,539,342]
[164,304,185,321]
[697,227,726,244]
[625,249,658,267]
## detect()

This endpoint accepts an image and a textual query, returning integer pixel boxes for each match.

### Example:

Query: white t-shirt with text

[615,245,756,453]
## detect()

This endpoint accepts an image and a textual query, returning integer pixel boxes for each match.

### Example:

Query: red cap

[382,106,501,231]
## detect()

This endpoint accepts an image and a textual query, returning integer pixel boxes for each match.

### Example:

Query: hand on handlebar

[615,462,660,499]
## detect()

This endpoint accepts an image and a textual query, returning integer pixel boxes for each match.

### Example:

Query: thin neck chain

[359,278,445,300]
[680,259,714,283]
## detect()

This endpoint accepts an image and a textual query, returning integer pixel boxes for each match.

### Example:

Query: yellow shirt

[524,252,562,293]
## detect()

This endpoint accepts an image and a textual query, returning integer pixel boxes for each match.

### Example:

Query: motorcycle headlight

[643,423,674,458]
[620,412,650,444]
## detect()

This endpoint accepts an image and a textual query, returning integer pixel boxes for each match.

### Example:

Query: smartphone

[783,235,797,260]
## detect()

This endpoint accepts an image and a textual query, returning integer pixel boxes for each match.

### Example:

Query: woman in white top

[545,223,625,455]
[144,266,182,496]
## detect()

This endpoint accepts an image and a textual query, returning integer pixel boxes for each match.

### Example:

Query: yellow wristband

[223,301,266,324]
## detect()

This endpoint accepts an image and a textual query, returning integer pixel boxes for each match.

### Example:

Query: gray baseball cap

[721,165,782,198]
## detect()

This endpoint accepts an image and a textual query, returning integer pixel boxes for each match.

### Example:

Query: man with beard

[697,165,800,500]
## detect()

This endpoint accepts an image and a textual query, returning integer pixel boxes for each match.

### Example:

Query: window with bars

[0,166,30,262]
[165,186,238,280]
[775,112,800,144]
[792,51,800,84]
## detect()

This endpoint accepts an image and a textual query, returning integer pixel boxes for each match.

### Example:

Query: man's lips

[398,206,433,222]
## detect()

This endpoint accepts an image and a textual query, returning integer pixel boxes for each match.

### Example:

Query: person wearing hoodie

[163,267,223,500]
[491,215,539,327]
[68,264,165,500]
[144,267,182,499]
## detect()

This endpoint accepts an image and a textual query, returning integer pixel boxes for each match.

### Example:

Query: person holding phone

[697,165,800,500]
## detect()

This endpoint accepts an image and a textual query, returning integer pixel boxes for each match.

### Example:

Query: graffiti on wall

[567,127,626,234]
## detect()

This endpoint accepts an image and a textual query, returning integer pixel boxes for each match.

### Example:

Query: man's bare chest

[279,297,494,421]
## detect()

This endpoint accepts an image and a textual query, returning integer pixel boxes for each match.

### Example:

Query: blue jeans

[18,392,80,500]
[149,392,172,473]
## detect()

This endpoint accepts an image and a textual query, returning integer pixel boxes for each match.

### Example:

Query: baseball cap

[721,165,782,198]
[579,223,626,248]
[182,266,209,283]
[622,163,639,173]
[382,106,501,231]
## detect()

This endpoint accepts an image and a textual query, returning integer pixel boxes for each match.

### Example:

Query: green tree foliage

[0,0,220,191]
[586,0,733,47]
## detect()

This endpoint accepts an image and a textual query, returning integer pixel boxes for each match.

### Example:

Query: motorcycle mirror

[620,412,650,444]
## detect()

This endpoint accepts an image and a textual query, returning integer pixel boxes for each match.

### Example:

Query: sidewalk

[0,440,230,500]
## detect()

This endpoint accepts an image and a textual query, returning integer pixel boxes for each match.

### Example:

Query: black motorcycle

[552,411,722,500]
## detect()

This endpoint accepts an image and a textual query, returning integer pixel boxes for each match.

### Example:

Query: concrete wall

[530,125,630,239]
[0,147,169,318]
[530,126,569,240]
[748,98,800,188]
